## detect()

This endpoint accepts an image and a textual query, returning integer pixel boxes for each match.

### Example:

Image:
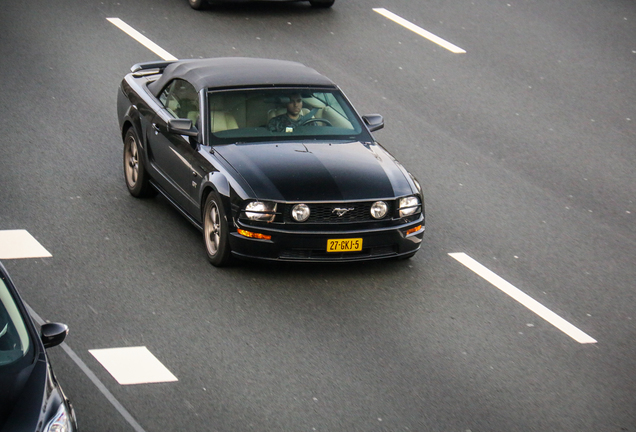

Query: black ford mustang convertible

[117,57,425,266]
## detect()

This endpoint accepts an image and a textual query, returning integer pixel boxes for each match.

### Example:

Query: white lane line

[26,305,148,432]
[0,230,52,259]
[449,253,597,344]
[89,346,178,385]
[107,18,178,61]
[373,8,466,54]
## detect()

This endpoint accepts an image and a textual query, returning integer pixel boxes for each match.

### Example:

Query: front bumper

[228,217,424,262]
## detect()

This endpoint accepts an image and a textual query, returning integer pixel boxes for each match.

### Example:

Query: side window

[158,79,199,124]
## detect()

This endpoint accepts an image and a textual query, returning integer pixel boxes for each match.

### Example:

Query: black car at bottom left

[0,262,77,432]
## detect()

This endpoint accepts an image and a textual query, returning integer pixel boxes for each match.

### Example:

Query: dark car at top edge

[0,262,77,432]
[188,0,334,10]
[117,57,425,266]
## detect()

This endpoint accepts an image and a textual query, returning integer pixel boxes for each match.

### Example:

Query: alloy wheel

[125,136,139,188]
[205,201,221,256]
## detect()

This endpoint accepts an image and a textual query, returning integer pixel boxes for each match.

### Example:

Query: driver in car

[267,93,314,132]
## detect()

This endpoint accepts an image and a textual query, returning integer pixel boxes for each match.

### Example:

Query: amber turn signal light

[237,229,272,240]
[406,225,422,236]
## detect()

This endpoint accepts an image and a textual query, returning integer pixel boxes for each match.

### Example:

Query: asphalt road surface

[1,0,635,431]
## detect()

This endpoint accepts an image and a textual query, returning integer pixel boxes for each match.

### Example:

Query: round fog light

[291,204,310,222]
[370,201,388,219]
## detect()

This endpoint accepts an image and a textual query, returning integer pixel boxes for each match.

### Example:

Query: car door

[147,79,202,217]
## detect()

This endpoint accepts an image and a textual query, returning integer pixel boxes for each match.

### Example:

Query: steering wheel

[300,118,332,127]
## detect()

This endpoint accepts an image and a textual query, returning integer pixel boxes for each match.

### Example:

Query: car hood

[214,141,414,201]
[0,355,54,432]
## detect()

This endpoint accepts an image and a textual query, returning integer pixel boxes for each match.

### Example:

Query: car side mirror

[168,118,198,137]
[41,322,68,348]
[362,114,384,132]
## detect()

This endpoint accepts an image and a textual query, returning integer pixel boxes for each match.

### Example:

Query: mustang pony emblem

[332,207,355,217]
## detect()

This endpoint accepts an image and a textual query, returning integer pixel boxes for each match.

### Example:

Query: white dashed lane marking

[449,253,597,344]
[89,346,178,385]
[373,8,466,54]
[107,18,178,61]
[0,229,52,259]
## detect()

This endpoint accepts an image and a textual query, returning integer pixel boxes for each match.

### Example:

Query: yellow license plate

[327,238,363,252]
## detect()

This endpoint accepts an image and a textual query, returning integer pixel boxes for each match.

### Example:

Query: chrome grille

[283,201,392,224]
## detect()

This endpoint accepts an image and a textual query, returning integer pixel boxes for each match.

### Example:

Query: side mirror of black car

[362,114,384,132]
[41,322,69,348]
[168,118,199,137]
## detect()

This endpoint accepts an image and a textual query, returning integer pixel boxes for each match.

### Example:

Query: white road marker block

[0,230,52,259]
[89,346,178,385]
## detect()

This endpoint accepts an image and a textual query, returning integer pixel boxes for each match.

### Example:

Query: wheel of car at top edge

[123,128,154,198]
[189,0,207,9]
[203,191,233,266]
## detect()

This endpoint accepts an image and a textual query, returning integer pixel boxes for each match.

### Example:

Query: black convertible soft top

[146,57,336,96]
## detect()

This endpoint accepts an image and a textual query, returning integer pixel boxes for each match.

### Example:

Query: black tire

[203,191,233,266]
[189,0,207,9]
[309,0,334,8]
[123,128,153,198]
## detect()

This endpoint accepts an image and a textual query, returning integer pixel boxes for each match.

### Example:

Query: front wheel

[309,0,334,8]
[203,192,232,266]
[123,128,153,197]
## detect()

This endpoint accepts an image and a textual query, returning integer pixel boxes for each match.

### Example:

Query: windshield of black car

[206,88,373,144]
[0,278,31,367]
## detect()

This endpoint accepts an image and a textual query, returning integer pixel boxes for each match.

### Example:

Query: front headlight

[45,403,72,432]
[244,201,277,222]
[398,196,421,218]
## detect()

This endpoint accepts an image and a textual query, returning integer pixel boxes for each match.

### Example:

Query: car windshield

[206,88,372,144]
[0,277,31,367]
